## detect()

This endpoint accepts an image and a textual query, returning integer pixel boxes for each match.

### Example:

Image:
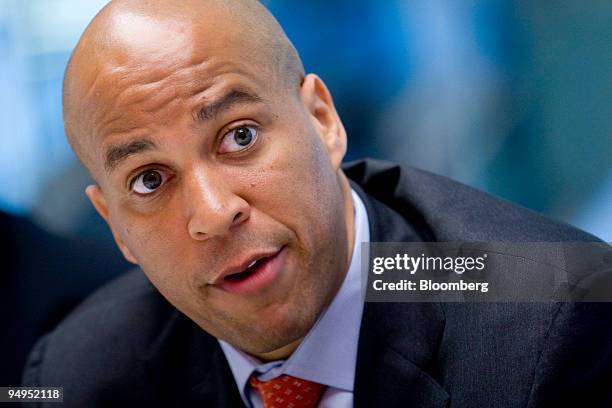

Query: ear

[300,73,347,170]
[85,185,138,264]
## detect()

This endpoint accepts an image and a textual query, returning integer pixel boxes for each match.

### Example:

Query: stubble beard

[200,248,343,356]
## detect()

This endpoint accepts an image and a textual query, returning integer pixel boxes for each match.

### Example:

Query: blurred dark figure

[0,211,130,386]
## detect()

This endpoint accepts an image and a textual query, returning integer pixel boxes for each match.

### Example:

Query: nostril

[187,229,207,241]
[233,210,250,225]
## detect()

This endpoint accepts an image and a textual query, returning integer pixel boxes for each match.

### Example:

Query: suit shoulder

[22,270,174,399]
[69,267,161,313]
[344,158,601,242]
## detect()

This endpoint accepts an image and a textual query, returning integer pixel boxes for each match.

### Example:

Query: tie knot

[249,373,326,408]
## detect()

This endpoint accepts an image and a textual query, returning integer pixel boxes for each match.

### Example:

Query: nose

[185,168,250,240]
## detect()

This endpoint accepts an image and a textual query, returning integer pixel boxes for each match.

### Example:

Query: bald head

[63,0,304,174]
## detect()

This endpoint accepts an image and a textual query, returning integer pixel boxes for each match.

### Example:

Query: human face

[82,15,352,356]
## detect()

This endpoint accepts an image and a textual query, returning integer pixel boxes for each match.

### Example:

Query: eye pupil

[234,127,253,146]
[142,171,162,190]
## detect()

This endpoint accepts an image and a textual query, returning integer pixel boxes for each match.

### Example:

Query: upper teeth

[248,260,258,268]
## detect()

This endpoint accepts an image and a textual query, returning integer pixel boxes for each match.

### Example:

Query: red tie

[249,373,326,408]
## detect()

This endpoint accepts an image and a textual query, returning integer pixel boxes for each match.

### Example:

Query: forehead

[79,11,282,165]
[88,10,275,108]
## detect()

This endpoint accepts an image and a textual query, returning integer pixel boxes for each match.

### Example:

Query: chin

[231,302,319,355]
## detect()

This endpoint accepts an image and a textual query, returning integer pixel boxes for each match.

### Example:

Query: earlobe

[86,185,110,223]
[85,185,138,265]
[300,73,347,170]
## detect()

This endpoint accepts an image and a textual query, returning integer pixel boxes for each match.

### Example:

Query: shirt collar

[219,188,370,404]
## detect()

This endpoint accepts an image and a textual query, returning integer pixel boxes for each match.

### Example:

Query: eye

[131,169,168,195]
[219,125,258,154]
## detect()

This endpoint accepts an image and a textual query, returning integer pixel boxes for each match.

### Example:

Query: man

[23,0,612,407]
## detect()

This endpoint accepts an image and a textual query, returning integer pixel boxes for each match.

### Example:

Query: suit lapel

[355,304,449,408]
[352,183,450,407]
[144,310,244,407]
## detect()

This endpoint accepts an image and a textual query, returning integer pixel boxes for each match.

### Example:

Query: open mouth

[224,256,270,281]
[217,246,287,295]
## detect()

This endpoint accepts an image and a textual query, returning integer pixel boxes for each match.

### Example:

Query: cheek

[114,203,191,277]
[249,147,323,215]
[245,126,341,246]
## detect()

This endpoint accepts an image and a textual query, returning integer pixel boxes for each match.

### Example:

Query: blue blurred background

[1,0,610,240]
[0,0,611,385]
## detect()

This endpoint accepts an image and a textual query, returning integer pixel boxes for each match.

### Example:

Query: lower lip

[217,247,287,295]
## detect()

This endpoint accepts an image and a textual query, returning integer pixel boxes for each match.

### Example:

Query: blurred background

[1,0,610,386]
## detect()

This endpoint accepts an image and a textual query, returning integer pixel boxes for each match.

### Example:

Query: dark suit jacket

[23,159,612,407]
[0,211,128,387]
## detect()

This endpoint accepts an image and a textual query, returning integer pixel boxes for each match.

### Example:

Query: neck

[340,173,356,274]
[250,337,303,362]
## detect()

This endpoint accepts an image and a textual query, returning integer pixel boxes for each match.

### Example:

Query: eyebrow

[102,89,263,173]
[196,89,264,122]
[104,138,157,173]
